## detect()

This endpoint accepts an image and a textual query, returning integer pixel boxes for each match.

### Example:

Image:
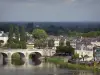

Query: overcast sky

[0,0,100,22]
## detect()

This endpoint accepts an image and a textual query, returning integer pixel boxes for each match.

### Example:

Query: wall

[0,37,8,45]
[75,50,93,61]
[91,41,100,46]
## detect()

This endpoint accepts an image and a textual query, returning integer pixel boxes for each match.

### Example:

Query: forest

[0,22,100,37]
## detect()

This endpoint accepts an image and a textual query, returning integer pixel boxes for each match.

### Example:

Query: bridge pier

[24,52,29,66]
[7,52,12,67]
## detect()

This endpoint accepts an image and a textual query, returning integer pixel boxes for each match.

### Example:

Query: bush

[47,57,100,72]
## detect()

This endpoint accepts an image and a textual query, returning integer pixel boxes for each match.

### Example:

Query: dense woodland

[1,22,100,37]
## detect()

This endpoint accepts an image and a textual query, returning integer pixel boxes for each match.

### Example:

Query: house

[48,35,68,49]
[75,44,93,61]
[70,40,76,49]
[26,37,34,49]
[0,31,8,46]
[93,46,100,61]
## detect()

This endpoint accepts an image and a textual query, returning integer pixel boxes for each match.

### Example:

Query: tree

[72,53,79,59]
[81,55,89,61]
[26,23,34,32]
[66,41,70,47]
[8,25,14,48]
[93,47,96,61]
[34,39,47,49]
[14,26,19,43]
[20,26,26,49]
[32,29,48,40]
[48,39,54,49]
[59,39,64,46]
[32,29,48,48]
[56,41,74,56]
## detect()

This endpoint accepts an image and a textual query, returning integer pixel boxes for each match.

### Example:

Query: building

[53,38,60,49]
[94,46,100,61]
[75,44,93,61]
[0,31,8,46]
[27,37,34,49]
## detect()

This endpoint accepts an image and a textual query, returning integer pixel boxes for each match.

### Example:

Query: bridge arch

[11,52,25,60]
[0,52,8,58]
[0,52,8,65]
[29,52,42,59]
[11,52,25,65]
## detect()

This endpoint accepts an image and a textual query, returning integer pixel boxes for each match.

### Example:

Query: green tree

[13,26,20,48]
[66,41,70,47]
[72,53,79,59]
[32,29,48,40]
[8,25,14,48]
[48,39,54,49]
[59,39,64,46]
[81,55,89,61]
[56,41,74,56]
[32,29,48,48]
[20,26,26,49]
[34,39,47,49]
[14,26,19,43]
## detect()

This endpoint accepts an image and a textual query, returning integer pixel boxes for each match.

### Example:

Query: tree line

[1,22,100,37]
[6,25,26,49]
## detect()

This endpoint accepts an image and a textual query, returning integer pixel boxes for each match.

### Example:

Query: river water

[0,59,99,75]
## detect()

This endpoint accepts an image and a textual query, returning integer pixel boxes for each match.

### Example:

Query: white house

[75,44,93,61]
[0,37,8,45]
[0,31,8,46]
[53,38,60,49]
[91,41,100,47]
[70,41,76,49]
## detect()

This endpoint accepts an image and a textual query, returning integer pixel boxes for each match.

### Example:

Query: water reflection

[2,58,7,66]
[0,57,99,75]
[31,58,41,66]
[11,59,25,66]
[0,57,7,66]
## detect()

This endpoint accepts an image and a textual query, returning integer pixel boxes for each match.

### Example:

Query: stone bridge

[0,48,56,60]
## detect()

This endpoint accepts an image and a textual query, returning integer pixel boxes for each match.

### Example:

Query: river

[0,58,99,75]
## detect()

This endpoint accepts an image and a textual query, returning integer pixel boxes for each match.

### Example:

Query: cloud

[0,0,100,22]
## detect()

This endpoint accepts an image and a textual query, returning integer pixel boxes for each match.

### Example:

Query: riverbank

[46,57,100,72]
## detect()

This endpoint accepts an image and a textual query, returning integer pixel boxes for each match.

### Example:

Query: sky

[0,0,100,22]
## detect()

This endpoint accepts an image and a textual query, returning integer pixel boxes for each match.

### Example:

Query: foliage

[26,23,34,32]
[14,26,19,43]
[34,39,47,49]
[32,29,48,48]
[7,25,26,49]
[47,57,100,72]
[11,53,24,65]
[81,55,89,61]
[1,23,100,37]
[11,53,20,59]
[59,38,65,46]
[8,25,14,48]
[56,41,74,56]
[66,41,70,47]
[72,53,79,59]
[82,31,100,37]
[19,26,27,49]
[48,39,54,48]
[32,29,48,40]
[68,31,82,37]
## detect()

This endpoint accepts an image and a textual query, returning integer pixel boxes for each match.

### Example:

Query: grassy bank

[47,57,100,72]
